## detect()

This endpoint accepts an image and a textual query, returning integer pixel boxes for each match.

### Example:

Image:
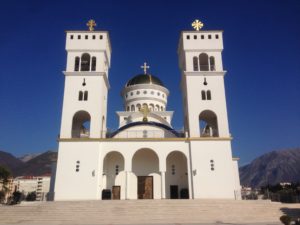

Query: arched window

[83,91,88,101]
[199,53,209,71]
[78,91,83,101]
[142,103,147,109]
[209,56,215,71]
[161,106,164,111]
[127,106,130,111]
[149,104,154,111]
[156,105,160,111]
[137,104,141,111]
[199,110,219,137]
[131,105,135,111]
[193,56,199,71]
[74,57,80,71]
[80,53,91,71]
[207,90,212,100]
[72,111,91,138]
[91,56,96,71]
[201,91,206,100]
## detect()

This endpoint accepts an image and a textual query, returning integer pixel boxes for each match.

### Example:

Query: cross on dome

[86,19,97,31]
[141,62,150,74]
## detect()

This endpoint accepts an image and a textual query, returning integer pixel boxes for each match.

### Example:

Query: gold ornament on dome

[191,19,204,31]
[140,105,150,122]
[86,19,97,31]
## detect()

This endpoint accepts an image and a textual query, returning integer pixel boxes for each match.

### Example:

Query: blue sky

[0,0,299,165]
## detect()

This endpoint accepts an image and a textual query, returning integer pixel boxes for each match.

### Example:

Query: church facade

[54,20,241,200]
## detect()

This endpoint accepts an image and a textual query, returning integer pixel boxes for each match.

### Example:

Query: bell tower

[60,20,111,139]
[178,20,229,138]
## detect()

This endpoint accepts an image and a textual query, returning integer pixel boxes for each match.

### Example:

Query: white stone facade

[54,25,241,201]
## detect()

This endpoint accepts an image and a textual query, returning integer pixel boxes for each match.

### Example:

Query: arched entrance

[166,151,189,199]
[132,149,160,199]
[102,151,125,200]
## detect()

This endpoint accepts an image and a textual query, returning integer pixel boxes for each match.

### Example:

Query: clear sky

[0,0,299,165]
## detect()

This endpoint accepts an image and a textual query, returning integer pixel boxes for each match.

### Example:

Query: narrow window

[215,34,219,39]
[74,57,80,71]
[84,91,88,101]
[78,91,83,101]
[78,35,81,39]
[131,105,135,111]
[91,57,96,71]
[193,56,199,71]
[80,53,91,71]
[208,34,212,39]
[171,165,175,175]
[209,56,215,71]
[201,35,204,39]
[194,35,197,39]
[99,35,103,39]
[92,35,95,39]
[127,106,130,111]
[137,104,141,111]
[115,165,119,175]
[186,35,190,39]
[85,35,88,39]
[76,161,80,172]
[201,90,206,100]
[207,90,212,100]
[70,35,74,39]
[161,106,164,111]
[199,53,209,71]
[210,160,214,171]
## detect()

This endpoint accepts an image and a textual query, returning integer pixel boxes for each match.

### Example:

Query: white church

[54,20,241,201]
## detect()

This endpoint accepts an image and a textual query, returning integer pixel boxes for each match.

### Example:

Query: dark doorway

[112,186,121,200]
[170,185,179,199]
[138,176,153,199]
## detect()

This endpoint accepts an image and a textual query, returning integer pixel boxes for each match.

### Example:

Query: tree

[26,191,36,201]
[0,166,12,203]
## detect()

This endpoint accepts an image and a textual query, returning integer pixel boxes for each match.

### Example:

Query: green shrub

[280,215,291,225]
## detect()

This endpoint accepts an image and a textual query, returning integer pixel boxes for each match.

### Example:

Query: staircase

[0,200,299,224]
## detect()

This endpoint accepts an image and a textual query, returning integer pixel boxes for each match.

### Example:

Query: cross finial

[86,19,97,31]
[191,19,204,31]
[141,62,150,74]
[140,105,150,122]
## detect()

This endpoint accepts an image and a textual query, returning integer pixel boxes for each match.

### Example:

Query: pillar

[161,171,166,199]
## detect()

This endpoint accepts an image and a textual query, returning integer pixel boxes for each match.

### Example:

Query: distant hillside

[0,151,24,174]
[19,153,41,162]
[0,150,57,177]
[239,148,300,187]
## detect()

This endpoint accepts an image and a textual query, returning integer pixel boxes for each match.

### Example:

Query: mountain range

[0,148,299,187]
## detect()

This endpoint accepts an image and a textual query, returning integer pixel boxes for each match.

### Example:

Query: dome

[126,74,164,87]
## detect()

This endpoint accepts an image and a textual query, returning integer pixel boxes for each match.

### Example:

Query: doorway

[138,176,153,199]
[170,185,179,199]
[112,186,121,200]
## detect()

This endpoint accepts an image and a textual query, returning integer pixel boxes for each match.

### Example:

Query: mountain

[0,150,24,174]
[0,150,57,177]
[239,148,300,187]
[19,153,41,162]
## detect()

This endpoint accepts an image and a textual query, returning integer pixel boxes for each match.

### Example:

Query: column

[161,171,166,199]
[126,171,130,200]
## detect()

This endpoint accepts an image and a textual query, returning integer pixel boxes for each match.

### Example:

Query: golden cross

[86,19,97,31]
[191,19,204,31]
[141,62,150,74]
[140,105,150,122]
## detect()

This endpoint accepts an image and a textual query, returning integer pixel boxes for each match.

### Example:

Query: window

[207,90,211,100]
[157,92,160,96]
[70,35,74,39]
[171,165,175,175]
[127,106,130,111]
[208,34,212,39]
[80,53,91,71]
[83,91,88,101]
[201,35,204,39]
[193,56,199,71]
[78,35,81,39]
[137,104,141,111]
[161,106,164,111]
[91,57,96,71]
[72,111,91,138]
[210,160,214,171]
[130,92,133,96]
[201,90,206,100]
[194,35,197,39]
[199,110,219,137]
[99,35,103,39]
[115,165,119,175]
[76,161,80,172]
[143,90,147,94]
[136,91,140,95]
[78,91,83,101]
[85,35,88,39]
[74,57,80,71]
[131,105,135,111]
[199,53,209,71]
[209,56,215,71]
[186,35,190,39]
[92,35,96,39]
[215,34,219,39]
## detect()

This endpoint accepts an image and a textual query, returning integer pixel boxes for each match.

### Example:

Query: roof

[126,74,164,87]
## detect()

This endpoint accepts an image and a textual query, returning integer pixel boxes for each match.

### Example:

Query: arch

[161,106,164,111]
[78,91,83,101]
[142,103,147,109]
[137,104,141,111]
[80,53,91,71]
[127,106,130,111]
[201,90,206,100]
[166,151,189,199]
[149,104,154,111]
[91,56,96,71]
[199,53,209,71]
[74,57,80,71]
[131,105,135,112]
[193,56,199,71]
[155,104,160,111]
[102,151,125,199]
[199,110,219,137]
[209,56,215,71]
[83,91,88,101]
[72,110,91,138]
[132,148,159,175]
[207,90,212,100]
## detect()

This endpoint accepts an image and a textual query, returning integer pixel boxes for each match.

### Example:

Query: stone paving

[0,200,299,225]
